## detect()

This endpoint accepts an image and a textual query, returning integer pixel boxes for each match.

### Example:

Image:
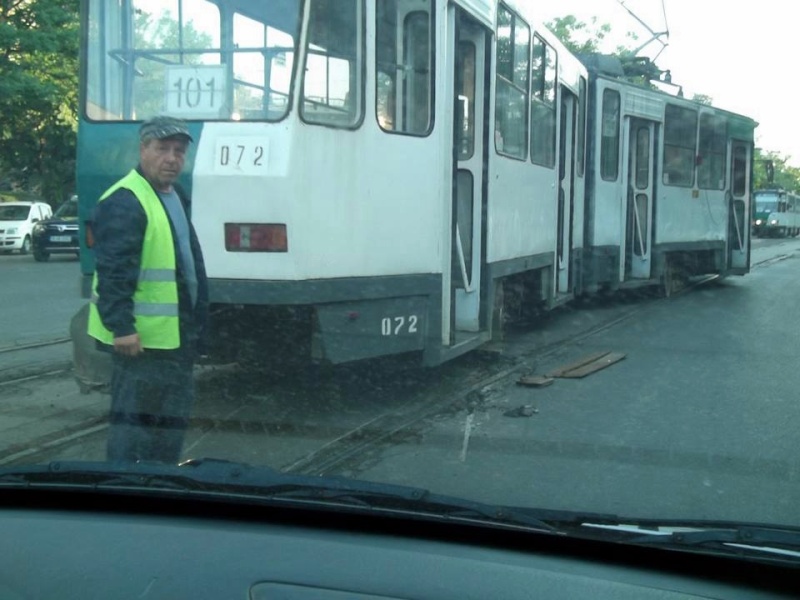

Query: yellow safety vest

[88,169,181,349]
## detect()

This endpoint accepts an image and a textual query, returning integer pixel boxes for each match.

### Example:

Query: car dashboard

[0,490,796,600]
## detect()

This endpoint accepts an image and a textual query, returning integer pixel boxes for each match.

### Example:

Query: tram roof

[216,0,297,34]
[591,68,758,131]
[454,0,552,31]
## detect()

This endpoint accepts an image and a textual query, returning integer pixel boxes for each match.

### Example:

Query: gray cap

[139,116,193,143]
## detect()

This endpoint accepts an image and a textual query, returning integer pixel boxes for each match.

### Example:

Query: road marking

[459,413,474,463]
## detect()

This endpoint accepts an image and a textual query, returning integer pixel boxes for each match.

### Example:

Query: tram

[581,58,756,295]
[73,0,757,372]
[752,189,800,237]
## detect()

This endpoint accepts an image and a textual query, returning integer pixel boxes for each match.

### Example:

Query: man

[88,116,209,464]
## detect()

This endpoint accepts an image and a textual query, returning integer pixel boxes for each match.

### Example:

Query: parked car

[0,201,53,254]
[31,196,79,261]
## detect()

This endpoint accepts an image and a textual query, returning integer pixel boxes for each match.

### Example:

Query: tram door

[556,89,577,295]
[451,12,487,333]
[728,141,752,273]
[625,118,656,279]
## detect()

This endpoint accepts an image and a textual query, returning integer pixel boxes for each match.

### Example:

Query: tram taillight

[224,223,288,253]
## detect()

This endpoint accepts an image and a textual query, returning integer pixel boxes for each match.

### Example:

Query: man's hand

[114,333,143,357]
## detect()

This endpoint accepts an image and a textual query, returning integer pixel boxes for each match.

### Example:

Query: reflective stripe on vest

[91,294,180,318]
[87,169,182,350]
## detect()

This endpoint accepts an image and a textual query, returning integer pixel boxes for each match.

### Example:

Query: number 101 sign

[165,65,227,118]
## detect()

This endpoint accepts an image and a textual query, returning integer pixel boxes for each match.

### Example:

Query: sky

[523,0,798,166]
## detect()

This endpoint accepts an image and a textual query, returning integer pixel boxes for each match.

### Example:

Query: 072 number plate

[214,138,270,175]
[381,315,420,337]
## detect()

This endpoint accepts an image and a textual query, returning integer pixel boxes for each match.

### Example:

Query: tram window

[495,6,530,160]
[530,35,556,168]
[663,104,697,187]
[633,193,649,256]
[301,0,364,129]
[86,0,223,121]
[376,1,433,136]
[577,76,587,176]
[456,42,476,159]
[600,89,621,181]
[84,0,307,122]
[232,12,296,121]
[732,145,748,197]
[453,170,475,286]
[635,127,650,189]
[698,113,727,190]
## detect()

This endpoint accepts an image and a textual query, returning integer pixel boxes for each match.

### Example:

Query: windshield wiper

[576,519,800,562]
[9,460,797,560]
[0,459,561,535]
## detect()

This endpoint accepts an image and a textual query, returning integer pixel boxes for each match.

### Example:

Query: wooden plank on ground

[546,351,611,378]
[558,352,626,378]
[516,375,554,388]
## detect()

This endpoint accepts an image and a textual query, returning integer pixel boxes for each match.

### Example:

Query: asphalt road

[0,252,84,348]
[0,251,83,380]
[358,241,800,526]
[2,238,799,530]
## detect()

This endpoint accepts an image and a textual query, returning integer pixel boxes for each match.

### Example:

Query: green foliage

[753,148,800,192]
[546,15,657,87]
[691,94,713,106]
[0,0,79,204]
[546,15,613,55]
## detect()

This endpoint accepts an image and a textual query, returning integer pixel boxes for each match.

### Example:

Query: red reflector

[225,223,288,252]
[85,222,95,249]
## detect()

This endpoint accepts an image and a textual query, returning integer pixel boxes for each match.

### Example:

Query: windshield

[84,0,301,121]
[0,205,31,221]
[755,193,779,212]
[53,200,78,219]
[6,0,800,570]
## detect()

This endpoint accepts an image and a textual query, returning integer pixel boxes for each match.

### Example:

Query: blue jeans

[107,352,195,463]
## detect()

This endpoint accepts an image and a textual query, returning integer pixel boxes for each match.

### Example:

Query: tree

[0,0,79,204]
[691,93,713,106]
[753,148,800,192]
[546,15,659,86]
[546,15,613,55]
[547,15,638,57]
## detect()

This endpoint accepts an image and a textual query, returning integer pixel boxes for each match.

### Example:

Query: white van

[0,201,53,254]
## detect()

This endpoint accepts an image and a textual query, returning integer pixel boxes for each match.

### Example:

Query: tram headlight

[771,219,779,225]
[755,219,763,225]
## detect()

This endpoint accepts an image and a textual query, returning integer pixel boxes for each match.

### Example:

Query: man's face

[139,137,189,192]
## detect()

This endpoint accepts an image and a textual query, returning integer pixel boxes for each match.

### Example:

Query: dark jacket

[91,167,209,358]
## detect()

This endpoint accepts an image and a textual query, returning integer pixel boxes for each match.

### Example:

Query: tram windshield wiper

[0,459,561,534]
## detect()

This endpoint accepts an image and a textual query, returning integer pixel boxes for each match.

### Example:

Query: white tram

[191,0,595,366]
[581,59,756,295]
[77,0,757,369]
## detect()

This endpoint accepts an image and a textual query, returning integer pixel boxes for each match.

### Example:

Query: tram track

[278,266,763,477]
[280,279,702,477]
[1,254,794,471]
[0,338,71,355]
[0,337,73,387]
